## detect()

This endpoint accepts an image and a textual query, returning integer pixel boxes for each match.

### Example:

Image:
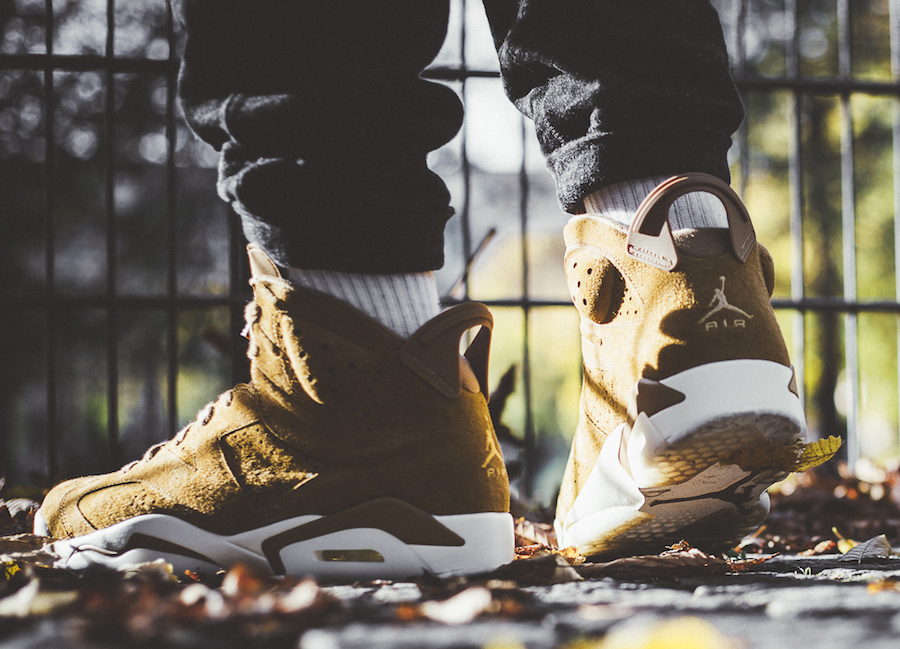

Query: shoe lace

[122,390,234,473]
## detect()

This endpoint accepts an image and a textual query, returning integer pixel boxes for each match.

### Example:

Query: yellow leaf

[2,562,20,580]
[792,436,842,472]
[565,616,742,649]
[837,539,859,554]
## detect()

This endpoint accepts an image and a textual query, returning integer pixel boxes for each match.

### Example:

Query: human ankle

[583,175,728,230]
[286,268,440,337]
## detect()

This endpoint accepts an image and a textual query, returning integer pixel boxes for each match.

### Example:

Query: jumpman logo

[698,276,754,324]
[481,434,505,478]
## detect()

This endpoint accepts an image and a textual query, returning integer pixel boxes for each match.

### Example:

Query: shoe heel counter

[411,389,511,515]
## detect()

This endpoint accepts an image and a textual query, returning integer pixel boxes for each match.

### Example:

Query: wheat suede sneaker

[35,245,513,580]
[555,173,808,558]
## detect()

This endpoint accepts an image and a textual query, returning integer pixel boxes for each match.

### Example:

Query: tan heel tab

[247,244,284,280]
[626,173,756,271]
[401,302,493,400]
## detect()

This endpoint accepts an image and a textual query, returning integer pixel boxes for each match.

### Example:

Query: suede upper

[42,251,509,539]
[556,179,791,527]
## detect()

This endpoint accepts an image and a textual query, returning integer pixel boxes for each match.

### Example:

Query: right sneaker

[35,245,513,580]
[555,174,808,558]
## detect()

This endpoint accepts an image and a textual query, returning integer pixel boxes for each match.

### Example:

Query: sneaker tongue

[672,228,731,258]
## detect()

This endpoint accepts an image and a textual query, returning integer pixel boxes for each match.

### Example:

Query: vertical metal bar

[786,0,807,410]
[890,0,900,460]
[229,212,243,386]
[165,0,179,434]
[518,116,535,497]
[837,0,860,469]
[105,0,120,465]
[840,94,860,467]
[43,0,59,481]
[459,0,472,300]
[735,0,749,197]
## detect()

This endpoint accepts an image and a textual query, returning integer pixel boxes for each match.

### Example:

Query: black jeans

[179,0,744,273]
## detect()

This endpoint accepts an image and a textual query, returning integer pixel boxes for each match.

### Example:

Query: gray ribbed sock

[583,176,728,229]
[286,268,440,338]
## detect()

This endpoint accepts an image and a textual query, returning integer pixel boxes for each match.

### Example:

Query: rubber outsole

[556,359,807,557]
[34,501,514,581]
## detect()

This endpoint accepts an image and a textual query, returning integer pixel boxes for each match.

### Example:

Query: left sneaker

[555,174,808,558]
[35,245,513,580]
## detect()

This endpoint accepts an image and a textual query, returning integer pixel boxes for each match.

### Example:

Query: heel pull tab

[401,302,493,400]
[626,173,756,271]
[247,243,284,280]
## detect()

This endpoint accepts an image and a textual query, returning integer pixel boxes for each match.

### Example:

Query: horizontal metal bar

[422,66,500,80]
[0,52,176,73]
[442,296,900,313]
[423,67,900,97]
[4,56,897,97]
[8,293,900,314]
[5,293,246,309]
[736,74,900,96]
[770,297,900,313]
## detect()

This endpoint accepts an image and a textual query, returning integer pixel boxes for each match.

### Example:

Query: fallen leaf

[576,543,774,579]
[831,527,859,554]
[276,578,320,613]
[0,534,53,555]
[0,534,59,570]
[419,586,494,625]
[575,615,744,649]
[514,517,558,548]
[839,533,893,563]
[515,544,584,565]
[799,539,837,556]
[220,563,267,598]
[0,578,79,617]
[792,436,842,472]
[867,577,900,593]
[493,550,583,584]
[2,562,21,581]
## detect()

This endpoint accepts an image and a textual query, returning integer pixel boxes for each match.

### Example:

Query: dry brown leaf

[418,586,494,625]
[0,578,79,617]
[799,539,837,556]
[514,517,558,548]
[576,543,774,579]
[839,533,894,563]
[494,550,583,584]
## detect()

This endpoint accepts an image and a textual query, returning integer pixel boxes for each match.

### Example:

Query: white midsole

[36,508,514,581]
[647,359,805,447]
[556,359,806,548]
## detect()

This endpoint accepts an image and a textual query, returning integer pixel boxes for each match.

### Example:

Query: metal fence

[2,0,899,502]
